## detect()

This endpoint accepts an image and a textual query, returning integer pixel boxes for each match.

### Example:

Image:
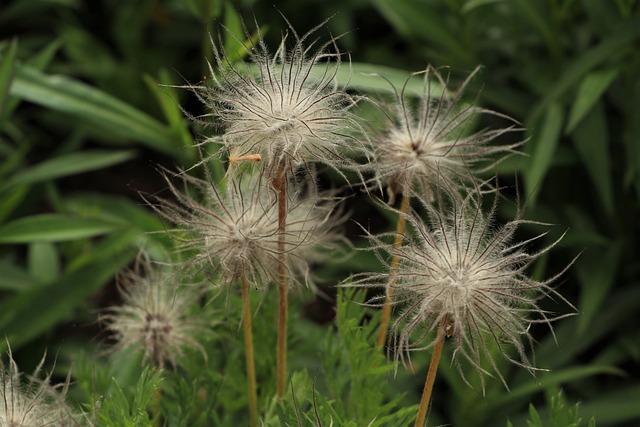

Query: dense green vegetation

[1,1,638,425]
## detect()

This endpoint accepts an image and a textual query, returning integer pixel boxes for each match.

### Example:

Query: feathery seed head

[358,189,574,386]
[1,348,79,426]
[154,168,345,290]
[101,253,207,369]
[368,66,522,203]
[198,19,368,180]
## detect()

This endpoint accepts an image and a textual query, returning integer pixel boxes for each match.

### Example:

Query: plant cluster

[2,1,639,426]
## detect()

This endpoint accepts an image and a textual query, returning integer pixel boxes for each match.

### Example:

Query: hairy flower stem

[274,169,288,401]
[376,193,410,348]
[414,321,446,427]
[242,278,259,427]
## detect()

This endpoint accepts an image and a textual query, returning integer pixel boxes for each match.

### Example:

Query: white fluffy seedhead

[101,252,208,369]
[355,188,575,387]
[1,347,81,426]
[368,66,522,203]
[153,168,345,291]
[195,17,369,181]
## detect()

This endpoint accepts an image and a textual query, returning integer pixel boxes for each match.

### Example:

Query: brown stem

[414,322,447,427]
[376,193,410,348]
[242,278,259,427]
[273,169,288,401]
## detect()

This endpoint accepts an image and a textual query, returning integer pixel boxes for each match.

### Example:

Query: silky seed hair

[192,17,369,181]
[367,66,522,204]
[100,252,209,369]
[151,166,346,291]
[352,186,575,388]
[1,348,81,427]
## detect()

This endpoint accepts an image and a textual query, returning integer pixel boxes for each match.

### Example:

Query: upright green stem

[273,169,288,401]
[376,193,410,348]
[414,322,447,427]
[242,278,259,427]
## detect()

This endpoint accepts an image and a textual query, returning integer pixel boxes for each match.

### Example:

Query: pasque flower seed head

[153,168,344,290]
[368,66,522,203]
[101,252,207,369]
[1,348,80,426]
[355,188,575,386]
[196,18,368,180]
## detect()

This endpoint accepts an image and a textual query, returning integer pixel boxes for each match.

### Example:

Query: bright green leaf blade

[2,39,64,120]
[0,38,18,121]
[0,150,136,191]
[0,213,121,243]
[525,103,564,204]
[223,4,245,59]
[331,63,438,96]
[527,403,543,427]
[566,68,619,133]
[9,66,182,156]
[571,102,614,216]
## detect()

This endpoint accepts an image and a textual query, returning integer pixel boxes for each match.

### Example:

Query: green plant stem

[376,193,410,348]
[274,169,288,401]
[152,365,164,426]
[414,321,446,427]
[242,278,259,427]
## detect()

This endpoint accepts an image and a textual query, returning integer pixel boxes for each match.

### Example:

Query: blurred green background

[1,0,639,425]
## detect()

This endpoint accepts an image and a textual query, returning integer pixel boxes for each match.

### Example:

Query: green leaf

[525,103,564,205]
[27,242,60,285]
[9,66,182,156]
[332,63,440,97]
[527,403,543,427]
[493,365,624,407]
[580,383,640,424]
[142,71,194,153]
[571,102,614,216]
[223,3,245,60]
[462,0,505,13]
[0,150,136,192]
[0,185,28,223]
[1,39,63,121]
[576,243,621,334]
[0,213,121,243]
[0,248,134,352]
[0,38,18,123]
[566,68,619,133]
[372,0,474,66]
[529,15,640,124]
[0,260,35,290]
[535,286,640,370]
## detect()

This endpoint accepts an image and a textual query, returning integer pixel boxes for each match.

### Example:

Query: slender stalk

[242,278,259,427]
[376,193,410,347]
[414,322,447,427]
[273,169,288,401]
[153,369,162,426]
